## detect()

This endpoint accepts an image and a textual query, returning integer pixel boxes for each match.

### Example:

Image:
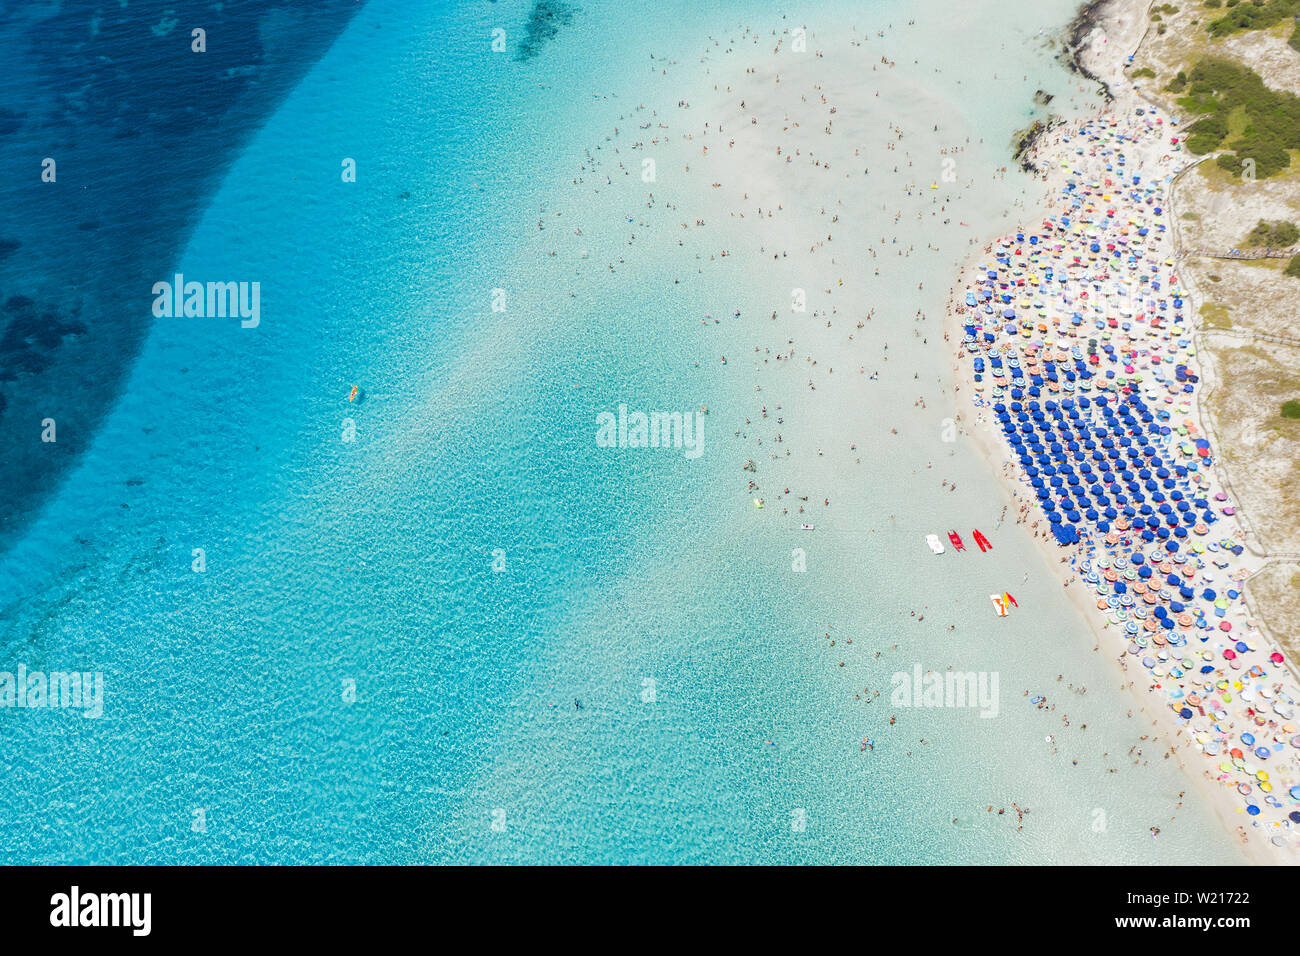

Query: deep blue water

[0,0,364,549]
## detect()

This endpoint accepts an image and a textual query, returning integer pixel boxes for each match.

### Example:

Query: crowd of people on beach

[548,12,1300,855]
[953,96,1300,854]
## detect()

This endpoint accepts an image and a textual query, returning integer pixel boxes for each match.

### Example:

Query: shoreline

[944,0,1296,864]
[1062,0,1118,101]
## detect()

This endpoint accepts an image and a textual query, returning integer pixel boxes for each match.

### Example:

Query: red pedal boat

[973,529,992,552]
[947,530,965,551]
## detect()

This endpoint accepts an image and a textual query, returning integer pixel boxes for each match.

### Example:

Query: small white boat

[990,594,1008,617]
[800,523,814,531]
[926,534,945,554]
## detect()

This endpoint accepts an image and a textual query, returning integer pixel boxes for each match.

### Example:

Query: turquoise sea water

[0,0,1248,863]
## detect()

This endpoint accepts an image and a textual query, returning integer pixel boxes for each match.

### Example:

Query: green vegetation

[1132,67,1157,78]
[1206,0,1300,37]
[1282,399,1300,418]
[1185,114,1228,152]
[1246,219,1300,246]
[1176,58,1300,178]
[1291,21,1300,51]
[1204,0,1221,8]
[1286,254,1300,277]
